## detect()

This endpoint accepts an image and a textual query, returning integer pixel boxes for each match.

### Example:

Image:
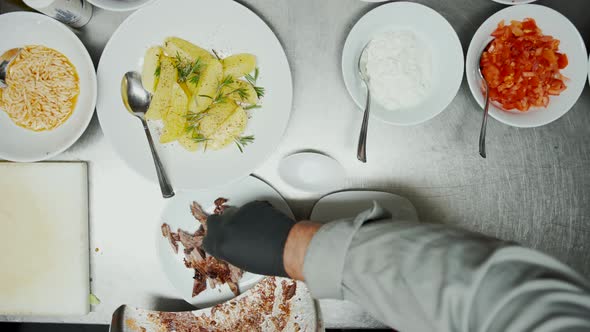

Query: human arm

[203,200,590,331]
[301,202,590,332]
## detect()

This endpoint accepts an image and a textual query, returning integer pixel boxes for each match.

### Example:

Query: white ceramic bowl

[0,12,97,162]
[342,2,464,126]
[87,0,156,12]
[466,5,587,128]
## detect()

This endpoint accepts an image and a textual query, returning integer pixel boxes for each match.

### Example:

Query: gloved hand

[203,201,296,277]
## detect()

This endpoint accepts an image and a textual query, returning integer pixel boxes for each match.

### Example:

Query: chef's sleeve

[302,202,590,332]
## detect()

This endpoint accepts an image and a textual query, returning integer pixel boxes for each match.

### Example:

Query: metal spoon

[0,48,22,88]
[121,71,174,198]
[357,44,371,163]
[478,40,494,159]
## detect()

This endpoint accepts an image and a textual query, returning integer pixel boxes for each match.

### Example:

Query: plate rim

[341,1,464,126]
[465,4,588,128]
[96,0,293,190]
[0,11,97,162]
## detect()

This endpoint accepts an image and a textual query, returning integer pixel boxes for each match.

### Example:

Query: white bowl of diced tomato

[466,4,587,128]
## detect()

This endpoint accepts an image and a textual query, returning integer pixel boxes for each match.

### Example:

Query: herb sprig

[234,135,255,153]
[174,53,203,85]
[245,67,265,98]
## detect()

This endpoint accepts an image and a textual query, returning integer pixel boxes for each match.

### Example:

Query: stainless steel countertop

[1,0,590,329]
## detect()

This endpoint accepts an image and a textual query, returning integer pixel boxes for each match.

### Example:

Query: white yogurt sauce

[363,31,432,111]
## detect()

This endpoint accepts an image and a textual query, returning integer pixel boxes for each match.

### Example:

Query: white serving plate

[97,0,292,190]
[156,176,294,307]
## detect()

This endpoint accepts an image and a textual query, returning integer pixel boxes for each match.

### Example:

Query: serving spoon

[0,48,22,88]
[357,44,371,163]
[121,71,174,198]
[478,40,494,159]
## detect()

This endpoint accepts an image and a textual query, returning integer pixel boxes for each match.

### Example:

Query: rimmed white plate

[97,0,292,190]
[342,2,464,126]
[492,0,537,5]
[466,5,587,128]
[87,0,156,12]
[0,12,97,162]
[156,176,294,307]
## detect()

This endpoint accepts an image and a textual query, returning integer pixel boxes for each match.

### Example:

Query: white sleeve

[303,202,590,332]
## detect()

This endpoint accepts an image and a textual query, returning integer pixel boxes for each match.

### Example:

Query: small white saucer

[278,152,346,193]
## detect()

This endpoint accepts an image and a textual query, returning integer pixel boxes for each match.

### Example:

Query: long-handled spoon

[121,71,174,198]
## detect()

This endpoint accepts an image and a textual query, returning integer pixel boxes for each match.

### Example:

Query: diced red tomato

[480,18,568,112]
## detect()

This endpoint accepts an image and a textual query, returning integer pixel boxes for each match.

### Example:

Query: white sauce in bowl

[363,31,432,111]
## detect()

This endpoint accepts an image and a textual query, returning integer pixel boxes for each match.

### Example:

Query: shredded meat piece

[162,198,243,298]
[282,280,297,301]
[214,198,229,215]
[192,270,207,297]
[161,223,178,254]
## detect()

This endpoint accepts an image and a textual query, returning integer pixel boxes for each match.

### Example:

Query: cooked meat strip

[213,197,229,215]
[178,229,203,251]
[192,270,207,297]
[163,198,244,298]
[190,201,208,229]
[227,281,239,296]
[161,223,178,254]
[282,280,297,301]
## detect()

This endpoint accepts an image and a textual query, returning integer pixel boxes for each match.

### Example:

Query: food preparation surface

[1,0,590,329]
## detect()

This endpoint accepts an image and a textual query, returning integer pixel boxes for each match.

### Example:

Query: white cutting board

[0,162,89,316]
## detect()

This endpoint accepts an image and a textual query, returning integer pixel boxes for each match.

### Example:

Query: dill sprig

[245,67,265,98]
[243,104,262,110]
[234,135,255,153]
[154,64,161,78]
[174,53,203,84]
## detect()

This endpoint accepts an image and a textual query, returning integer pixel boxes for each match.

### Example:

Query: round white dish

[342,1,464,126]
[492,0,537,5]
[87,0,156,12]
[0,12,97,162]
[97,0,292,190]
[466,4,587,128]
[278,152,346,193]
[156,176,294,307]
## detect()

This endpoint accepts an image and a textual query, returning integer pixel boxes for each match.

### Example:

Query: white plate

[466,5,587,128]
[97,0,292,190]
[278,152,346,193]
[492,0,537,4]
[310,190,418,223]
[342,2,464,126]
[87,0,156,12]
[0,12,97,162]
[156,176,294,307]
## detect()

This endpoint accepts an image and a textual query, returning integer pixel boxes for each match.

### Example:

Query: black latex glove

[203,201,296,277]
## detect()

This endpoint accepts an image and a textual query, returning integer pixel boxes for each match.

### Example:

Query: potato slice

[198,101,238,138]
[163,37,213,63]
[208,106,248,150]
[141,46,162,94]
[222,54,256,78]
[178,134,200,151]
[146,56,177,120]
[188,59,223,113]
[160,82,188,143]
[221,80,258,105]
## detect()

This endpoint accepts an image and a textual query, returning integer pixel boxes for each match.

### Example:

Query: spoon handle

[141,119,175,198]
[357,87,371,163]
[478,80,491,159]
